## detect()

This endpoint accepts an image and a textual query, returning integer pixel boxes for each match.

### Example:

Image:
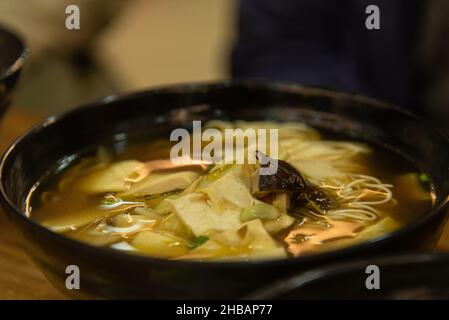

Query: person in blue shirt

[231,0,423,110]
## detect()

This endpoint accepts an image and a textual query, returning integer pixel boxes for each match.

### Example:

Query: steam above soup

[26,121,434,260]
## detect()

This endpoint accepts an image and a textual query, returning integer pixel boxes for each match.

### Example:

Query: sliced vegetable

[133,207,165,220]
[263,213,295,234]
[42,206,115,232]
[419,173,430,184]
[125,159,209,183]
[131,230,188,258]
[270,192,291,213]
[210,219,286,259]
[241,219,287,259]
[76,160,143,193]
[156,213,193,239]
[120,171,199,197]
[240,203,279,222]
[152,194,179,215]
[199,170,254,211]
[169,193,241,236]
[187,236,209,250]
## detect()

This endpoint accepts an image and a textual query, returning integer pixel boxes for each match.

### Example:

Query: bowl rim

[1,79,449,269]
[0,25,28,82]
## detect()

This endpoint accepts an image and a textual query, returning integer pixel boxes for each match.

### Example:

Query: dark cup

[0,26,27,116]
[248,253,449,299]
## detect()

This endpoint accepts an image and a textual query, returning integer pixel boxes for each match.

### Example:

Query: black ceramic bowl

[0,26,27,115]
[249,253,449,299]
[1,81,449,299]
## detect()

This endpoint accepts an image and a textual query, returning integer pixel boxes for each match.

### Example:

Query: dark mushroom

[254,152,337,214]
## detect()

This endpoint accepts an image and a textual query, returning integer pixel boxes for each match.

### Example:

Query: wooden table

[0,108,64,299]
[0,108,448,299]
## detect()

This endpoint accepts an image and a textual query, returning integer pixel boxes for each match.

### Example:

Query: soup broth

[27,121,434,261]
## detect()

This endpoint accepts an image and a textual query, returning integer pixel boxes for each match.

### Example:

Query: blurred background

[0,0,235,115]
[1,0,449,128]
